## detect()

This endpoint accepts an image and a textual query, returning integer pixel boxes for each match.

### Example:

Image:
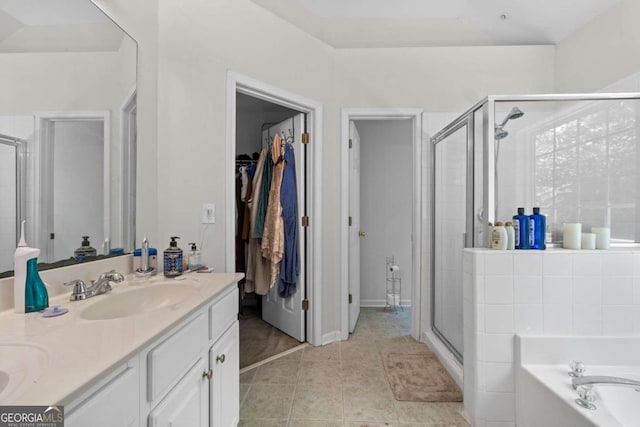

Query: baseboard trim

[360,299,412,308]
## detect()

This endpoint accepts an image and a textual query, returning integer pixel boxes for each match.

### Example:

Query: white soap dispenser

[14,220,49,313]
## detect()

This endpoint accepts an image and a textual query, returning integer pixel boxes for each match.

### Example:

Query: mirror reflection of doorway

[0,134,26,272]
[37,114,109,263]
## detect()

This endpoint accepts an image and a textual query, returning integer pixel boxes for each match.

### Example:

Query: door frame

[340,108,423,341]
[121,87,137,253]
[34,111,110,261]
[225,71,323,346]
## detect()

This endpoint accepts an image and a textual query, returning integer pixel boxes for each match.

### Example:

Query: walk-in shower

[430,92,640,362]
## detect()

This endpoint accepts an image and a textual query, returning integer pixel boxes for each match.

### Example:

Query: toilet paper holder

[385,256,403,312]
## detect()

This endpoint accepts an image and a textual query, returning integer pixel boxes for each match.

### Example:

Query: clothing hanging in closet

[242,132,300,297]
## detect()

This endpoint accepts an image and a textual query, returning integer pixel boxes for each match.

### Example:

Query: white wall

[152,0,557,336]
[15,0,557,337]
[355,119,413,306]
[555,0,640,93]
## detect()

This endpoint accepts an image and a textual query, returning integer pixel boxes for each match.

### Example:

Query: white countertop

[0,272,243,405]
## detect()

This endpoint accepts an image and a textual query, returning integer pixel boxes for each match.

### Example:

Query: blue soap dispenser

[14,221,49,313]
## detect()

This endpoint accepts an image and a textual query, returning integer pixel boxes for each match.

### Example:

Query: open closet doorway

[234,92,308,370]
[341,109,423,342]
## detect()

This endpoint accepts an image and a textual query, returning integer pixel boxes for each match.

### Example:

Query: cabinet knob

[359,231,366,237]
[216,354,226,364]
[202,369,213,380]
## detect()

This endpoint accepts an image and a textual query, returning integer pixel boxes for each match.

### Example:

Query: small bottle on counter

[505,222,515,250]
[529,207,546,250]
[187,242,201,270]
[512,207,530,250]
[490,222,508,250]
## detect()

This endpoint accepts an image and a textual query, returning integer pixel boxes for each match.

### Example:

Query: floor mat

[381,352,463,402]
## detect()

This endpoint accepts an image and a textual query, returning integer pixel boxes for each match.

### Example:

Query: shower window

[532,99,640,243]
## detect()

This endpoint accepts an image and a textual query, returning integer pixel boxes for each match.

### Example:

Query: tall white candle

[592,227,610,250]
[581,233,596,250]
[563,223,582,249]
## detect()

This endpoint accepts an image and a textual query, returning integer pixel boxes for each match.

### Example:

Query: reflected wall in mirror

[0,0,137,275]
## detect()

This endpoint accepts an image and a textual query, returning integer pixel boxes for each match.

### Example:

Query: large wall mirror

[0,0,137,276]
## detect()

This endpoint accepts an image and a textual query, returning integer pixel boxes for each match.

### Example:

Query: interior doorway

[341,109,423,341]
[35,112,110,263]
[226,72,323,369]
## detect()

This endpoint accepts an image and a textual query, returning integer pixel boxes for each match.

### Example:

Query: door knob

[202,369,213,380]
[359,231,366,237]
[216,354,226,364]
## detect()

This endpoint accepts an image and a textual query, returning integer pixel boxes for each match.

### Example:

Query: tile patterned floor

[239,307,470,427]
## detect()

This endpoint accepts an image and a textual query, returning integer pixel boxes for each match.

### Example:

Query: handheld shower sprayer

[494,107,525,140]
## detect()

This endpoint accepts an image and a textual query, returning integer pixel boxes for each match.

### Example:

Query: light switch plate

[202,203,215,224]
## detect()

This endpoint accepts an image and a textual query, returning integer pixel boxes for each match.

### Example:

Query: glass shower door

[432,117,473,361]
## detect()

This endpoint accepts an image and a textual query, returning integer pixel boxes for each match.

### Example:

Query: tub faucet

[572,375,640,391]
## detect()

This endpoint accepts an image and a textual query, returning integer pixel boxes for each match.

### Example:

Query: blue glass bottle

[529,207,546,250]
[512,207,530,249]
[25,258,49,312]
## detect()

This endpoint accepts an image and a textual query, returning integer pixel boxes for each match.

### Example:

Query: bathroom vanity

[0,271,242,427]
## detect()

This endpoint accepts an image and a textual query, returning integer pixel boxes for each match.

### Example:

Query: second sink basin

[0,343,49,403]
[79,283,200,321]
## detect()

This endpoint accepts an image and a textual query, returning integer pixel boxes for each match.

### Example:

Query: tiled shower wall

[463,248,640,427]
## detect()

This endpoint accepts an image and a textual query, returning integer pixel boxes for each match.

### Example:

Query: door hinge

[349,216,352,226]
[302,299,309,311]
[348,293,353,304]
[301,132,310,144]
[349,138,352,149]
[301,215,309,227]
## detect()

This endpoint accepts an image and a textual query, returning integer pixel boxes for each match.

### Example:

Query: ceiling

[0,0,124,52]
[250,0,622,48]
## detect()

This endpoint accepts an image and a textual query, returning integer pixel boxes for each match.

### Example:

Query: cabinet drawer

[147,312,208,402]
[209,287,238,341]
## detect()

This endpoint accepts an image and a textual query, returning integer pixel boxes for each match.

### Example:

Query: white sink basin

[79,283,200,321]
[0,343,49,402]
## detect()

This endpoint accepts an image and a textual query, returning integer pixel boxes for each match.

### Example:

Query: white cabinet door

[66,360,139,427]
[209,322,239,427]
[148,357,208,427]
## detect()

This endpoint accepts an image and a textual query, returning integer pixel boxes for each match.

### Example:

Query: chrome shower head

[498,107,525,127]
[494,106,524,140]
[494,127,509,140]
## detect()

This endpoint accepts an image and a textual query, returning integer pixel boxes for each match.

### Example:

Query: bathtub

[516,336,640,427]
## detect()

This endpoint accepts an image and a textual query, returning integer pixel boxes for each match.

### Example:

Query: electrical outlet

[202,203,215,224]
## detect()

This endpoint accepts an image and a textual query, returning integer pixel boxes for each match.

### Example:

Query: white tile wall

[463,248,640,426]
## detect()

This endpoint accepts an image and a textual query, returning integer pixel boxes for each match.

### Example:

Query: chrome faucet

[572,375,640,391]
[64,270,124,301]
